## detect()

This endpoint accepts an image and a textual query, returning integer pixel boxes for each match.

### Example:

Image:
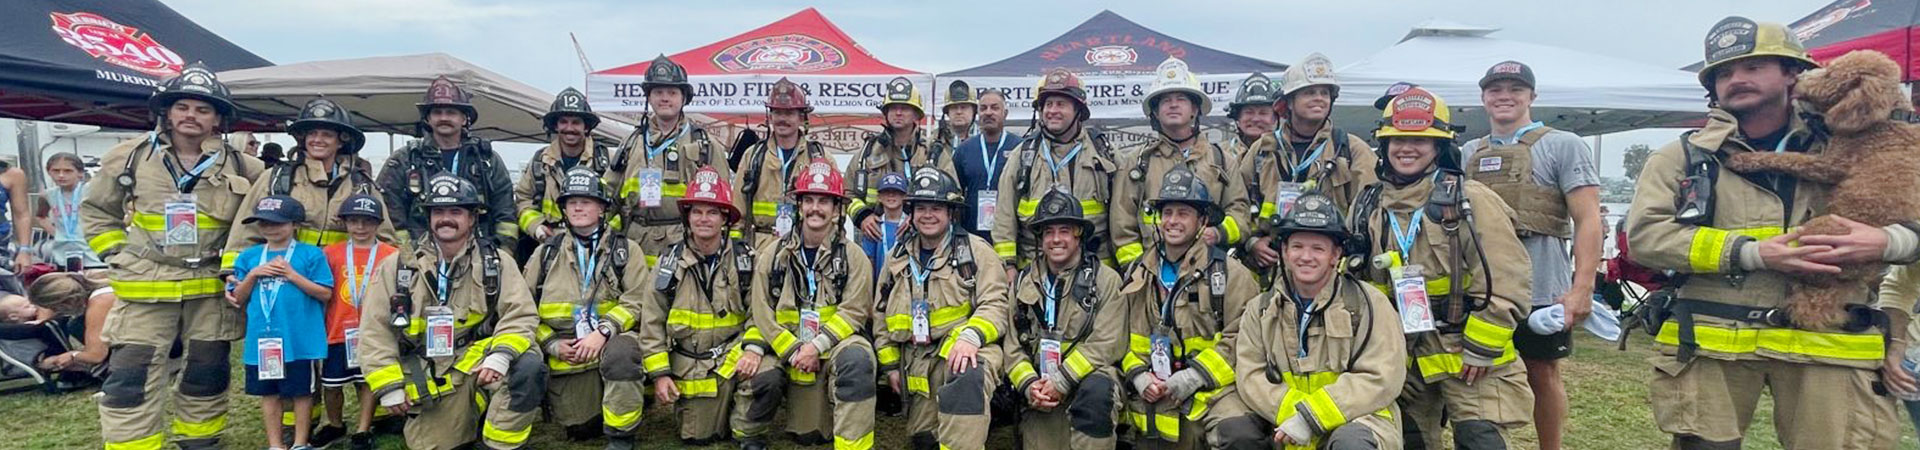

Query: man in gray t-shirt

[1459,60,1602,450]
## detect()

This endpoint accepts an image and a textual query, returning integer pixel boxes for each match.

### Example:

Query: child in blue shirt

[231,195,336,450]
[859,172,910,277]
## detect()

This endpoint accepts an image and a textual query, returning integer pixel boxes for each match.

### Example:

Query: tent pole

[17,121,43,192]
[1592,134,1603,179]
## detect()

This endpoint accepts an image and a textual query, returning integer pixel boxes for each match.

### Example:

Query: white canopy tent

[218,53,636,147]
[1332,20,1708,140]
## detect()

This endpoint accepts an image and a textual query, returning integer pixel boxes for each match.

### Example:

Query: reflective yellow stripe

[1007,361,1038,389]
[518,209,546,233]
[296,228,350,246]
[835,431,875,450]
[994,240,1018,259]
[643,352,671,373]
[603,404,642,429]
[104,433,165,450]
[1654,321,1886,360]
[1462,315,1514,354]
[1142,212,1160,226]
[878,346,900,366]
[621,177,640,198]
[668,309,747,330]
[1369,274,1468,298]
[536,323,555,342]
[1065,351,1094,379]
[741,327,766,345]
[964,317,1001,343]
[1117,243,1144,265]
[548,353,598,372]
[366,364,404,393]
[884,304,972,332]
[662,182,687,198]
[788,365,818,384]
[716,343,745,379]
[1082,200,1106,216]
[907,375,930,394]
[1689,226,1787,273]
[772,330,803,356]
[221,251,238,270]
[1260,202,1279,219]
[1018,199,1041,216]
[482,420,531,445]
[111,277,223,301]
[131,211,228,230]
[1221,216,1243,244]
[1191,346,1234,387]
[1125,410,1185,440]
[90,230,127,253]
[170,414,226,438]
[677,377,720,397]
[753,201,782,217]
[1414,346,1520,380]
[539,302,575,319]
[487,334,532,355]
[605,304,638,331]
[845,198,869,217]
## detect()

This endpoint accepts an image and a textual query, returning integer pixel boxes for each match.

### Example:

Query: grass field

[3,333,1916,449]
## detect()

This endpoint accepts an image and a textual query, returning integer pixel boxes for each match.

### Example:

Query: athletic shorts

[320,343,364,387]
[1514,322,1572,360]
[245,359,319,397]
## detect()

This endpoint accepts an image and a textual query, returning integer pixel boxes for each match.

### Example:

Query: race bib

[1039,338,1063,379]
[573,304,596,339]
[343,327,361,368]
[799,309,823,344]
[774,203,796,238]
[638,168,664,207]
[1393,264,1437,334]
[164,195,198,246]
[1275,182,1305,218]
[425,306,456,358]
[976,190,999,232]
[1149,333,1174,380]
[911,299,932,345]
[258,337,285,380]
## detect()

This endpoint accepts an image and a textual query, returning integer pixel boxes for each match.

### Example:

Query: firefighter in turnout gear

[1117,165,1259,450]
[357,174,543,450]
[1356,88,1533,450]
[937,80,979,150]
[607,166,754,445]
[1239,53,1379,278]
[992,68,1119,269]
[517,88,616,249]
[734,159,879,450]
[876,168,1011,450]
[230,98,393,255]
[852,77,958,244]
[1208,194,1405,450]
[611,55,731,266]
[521,168,652,445]
[374,75,520,250]
[1223,72,1279,163]
[1001,190,1128,449]
[1626,16,1918,448]
[1113,57,1252,267]
[87,62,267,450]
[735,77,830,250]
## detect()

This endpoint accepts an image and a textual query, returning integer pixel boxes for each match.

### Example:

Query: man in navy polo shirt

[952,90,1022,239]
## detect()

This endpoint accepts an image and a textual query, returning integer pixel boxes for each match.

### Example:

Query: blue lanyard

[777,146,798,181]
[1388,208,1427,261]
[1156,260,1182,327]
[257,245,289,330]
[1041,141,1083,177]
[800,248,820,301]
[897,145,916,179]
[443,151,463,177]
[1040,272,1062,330]
[1290,140,1327,180]
[573,234,599,295]
[434,255,453,307]
[646,122,689,161]
[906,233,948,290]
[978,131,1009,182]
[174,151,219,191]
[55,185,84,238]
[1492,121,1545,146]
[344,241,378,308]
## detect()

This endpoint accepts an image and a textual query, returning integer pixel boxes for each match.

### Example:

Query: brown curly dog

[1724,50,1920,330]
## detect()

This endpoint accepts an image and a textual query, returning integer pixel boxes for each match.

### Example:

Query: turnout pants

[1649,357,1899,449]
[402,369,542,450]
[898,343,1000,450]
[1205,386,1400,450]
[601,332,737,442]
[732,336,879,450]
[1398,361,1532,450]
[1018,367,1122,450]
[547,371,604,427]
[98,298,241,450]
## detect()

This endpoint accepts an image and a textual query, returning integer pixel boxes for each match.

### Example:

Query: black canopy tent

[0,0,272,131]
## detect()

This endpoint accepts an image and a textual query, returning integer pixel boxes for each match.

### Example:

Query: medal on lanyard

[1389,210,1437,333]
[425,305,456,357]
[163,194,198,247]
[257,336,285,380]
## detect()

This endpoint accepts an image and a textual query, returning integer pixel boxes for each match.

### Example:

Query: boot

[603,436,637,450]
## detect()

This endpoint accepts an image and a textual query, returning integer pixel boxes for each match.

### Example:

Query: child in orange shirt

[316,194,396,450]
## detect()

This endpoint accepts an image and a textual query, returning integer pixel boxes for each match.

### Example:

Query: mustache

[434,221,459,230]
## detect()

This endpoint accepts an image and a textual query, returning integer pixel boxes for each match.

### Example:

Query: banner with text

[589,73,935,115]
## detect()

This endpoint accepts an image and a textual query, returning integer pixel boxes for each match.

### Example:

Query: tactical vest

[1466,126,1571,238]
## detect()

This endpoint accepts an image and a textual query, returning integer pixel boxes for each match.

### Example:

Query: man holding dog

[1625,16,1920,449]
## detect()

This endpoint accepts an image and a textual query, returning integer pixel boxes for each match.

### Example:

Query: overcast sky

[159,0,1828,179]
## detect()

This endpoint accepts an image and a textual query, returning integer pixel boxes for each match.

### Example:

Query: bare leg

[355,383,375,433]
[323,386,345,427]
[292,395,315,446]
[1525,358,1566,450]
[262,395,285,449]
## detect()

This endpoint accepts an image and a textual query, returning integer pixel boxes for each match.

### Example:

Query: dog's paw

[1723,152,1772,174]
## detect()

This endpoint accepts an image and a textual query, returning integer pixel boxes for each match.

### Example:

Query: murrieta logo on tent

[50,12,185,77]
[712,34,847,73]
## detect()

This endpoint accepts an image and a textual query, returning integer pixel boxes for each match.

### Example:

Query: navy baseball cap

[244,195,306,224]
[1374,82,1419,110]
[878,172,909,193]
[337,193,384,220]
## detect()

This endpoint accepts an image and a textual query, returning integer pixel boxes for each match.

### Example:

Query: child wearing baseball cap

[233,195,336,450]
[314,194,395,450]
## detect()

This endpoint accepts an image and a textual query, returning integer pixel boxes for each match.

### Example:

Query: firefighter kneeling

[521,168,652,445]
[359,174,543,450]
[1357,88,1533,450]
[1209,193,1405,450]
[1002,190,1127,449]
[877,168,1012,450]
[606,167,755,446]
[734,159,879,450]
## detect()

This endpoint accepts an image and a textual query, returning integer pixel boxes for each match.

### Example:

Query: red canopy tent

[588,8,931,152]
[1789,0,1920,80]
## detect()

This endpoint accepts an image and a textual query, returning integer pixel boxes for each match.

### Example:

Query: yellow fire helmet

[1699,16,1819,89]
[1374,87,1456,140]
[1143,57,1212,117]
[878,76,926,116]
